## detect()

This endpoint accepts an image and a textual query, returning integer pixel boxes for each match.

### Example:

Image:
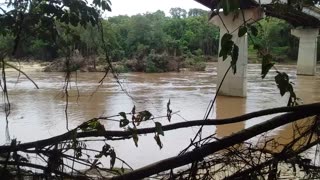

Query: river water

[0,63,319,168]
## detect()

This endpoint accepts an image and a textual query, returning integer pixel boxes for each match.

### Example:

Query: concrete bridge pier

[291,28,319,76]
[210,8,263,97]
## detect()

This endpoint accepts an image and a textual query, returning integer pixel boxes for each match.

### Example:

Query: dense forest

[0,7,313,72]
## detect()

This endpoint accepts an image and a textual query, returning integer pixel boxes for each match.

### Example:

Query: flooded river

[0,63,319,168]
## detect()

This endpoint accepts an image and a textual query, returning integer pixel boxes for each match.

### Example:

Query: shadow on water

[215,96,246,138]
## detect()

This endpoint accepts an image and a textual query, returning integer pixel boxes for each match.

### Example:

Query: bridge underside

[195,0,320,97]
[196,0,320,27]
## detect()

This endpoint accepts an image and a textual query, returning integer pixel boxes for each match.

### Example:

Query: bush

[190,61,206,71]
[114,64,129,73]
[145,53,169,73]
[184,55,206,71]
[145,59,159,73]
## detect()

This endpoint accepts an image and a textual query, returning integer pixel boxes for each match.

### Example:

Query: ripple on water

[1,64,320,168]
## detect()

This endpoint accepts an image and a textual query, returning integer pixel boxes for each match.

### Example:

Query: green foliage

[261,54,275,79]
[136,110,153,122]
[167,99,172,122]
[1,6,220,69]
[130,127,139,147]
[274,72,298,106]
[0,0,111,61]
[114,64,129,73]
[170,8,187,18]
[155,122,164,136]
[145,53,169,73]
[249,18,296,60]
[94,144,116,169]
[219,33,233,61]
[145,59,158,73]
[154,122,164,149]
[79,119,105,132]
[119,112,130,128]
[238,26,247,37]
[250,25,258,37]
[0,35,14,52]
[231,44,239,74]
[219,33,240,73]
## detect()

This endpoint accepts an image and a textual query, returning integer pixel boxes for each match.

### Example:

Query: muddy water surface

[0,63,319,168]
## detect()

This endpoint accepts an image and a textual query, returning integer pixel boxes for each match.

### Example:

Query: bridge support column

[210,8,262,97]
[291,28,319,76]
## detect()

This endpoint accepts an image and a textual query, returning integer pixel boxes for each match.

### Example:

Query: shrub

[145,59,159,73]
[145,53,169,73]
[114,64,129,73]
[184,55,206,71]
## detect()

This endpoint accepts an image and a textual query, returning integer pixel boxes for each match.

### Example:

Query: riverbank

[5,61,48,72]
[5,60,319,73]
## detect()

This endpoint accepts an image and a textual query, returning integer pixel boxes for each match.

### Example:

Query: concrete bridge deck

[194,0,320,97]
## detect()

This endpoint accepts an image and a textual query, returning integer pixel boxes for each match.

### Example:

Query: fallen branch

[0,103,319,154]
[224,139,320,180]
[111,109,320,179]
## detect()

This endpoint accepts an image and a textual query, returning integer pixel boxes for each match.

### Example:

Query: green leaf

[131,106,136,114]
[231,44,239,64]
[101,0,111,11]
[119,119,129,128]
[275,72,289,96]
[167,99,172,122]
[119,112,127,119]
[110,149,116,169]
[221,33,232,46]
[80,119,105,131]
[287,83,297,106]
[250,25,258,36]
[155,122,164,136]
[136,111,152,122]
[102,144,111,152]
[93,0,101,6]
[261,54,274,79]
[130,128,139,147]
[261,63,274,79]
[154,135,163,149]
[95,153,102,158]
[133,133,139,147]
[219,40,234,61]
[70,13,79,26]
[231,44,239,74]
[238,26,247,37]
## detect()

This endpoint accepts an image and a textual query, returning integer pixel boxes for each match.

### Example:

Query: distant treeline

[1,7,317,63]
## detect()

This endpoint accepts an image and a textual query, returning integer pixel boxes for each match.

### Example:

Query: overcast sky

[105,0,209,17]
[0,0,209,17]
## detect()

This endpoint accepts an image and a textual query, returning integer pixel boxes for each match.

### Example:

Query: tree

[188,8,208,17]
[169,7,187,19]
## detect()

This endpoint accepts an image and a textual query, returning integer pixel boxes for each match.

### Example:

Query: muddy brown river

[0,63,319,168]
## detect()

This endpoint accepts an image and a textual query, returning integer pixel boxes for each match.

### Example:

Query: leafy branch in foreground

[214,0,300,106]
[0,103,319,179]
